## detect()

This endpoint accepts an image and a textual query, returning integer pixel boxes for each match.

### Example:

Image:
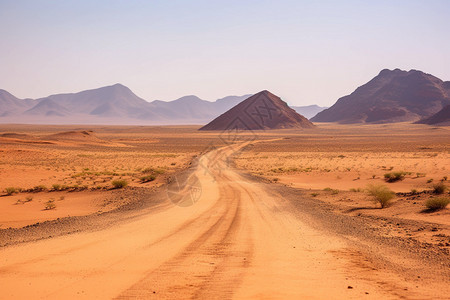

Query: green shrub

[112,179,128,188]
[384,172,406,183]
[410,189,418,195]
[425,197,450,211]
[432,182,447,194]
[52,184,61,191]
[311,192,319,197]
[5,187,17,195]
[24,196,33,202]
[350,188,362,192]
[366,184,395,208]
[140,175,156,182]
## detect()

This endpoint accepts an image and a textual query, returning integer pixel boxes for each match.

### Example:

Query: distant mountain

[416,105,450,125]
[24,98,71,117]
[291,105,328,119]
[311,69,450,123]
[199,90,314,130]
[0,89,34,117]
[0,85,252,125]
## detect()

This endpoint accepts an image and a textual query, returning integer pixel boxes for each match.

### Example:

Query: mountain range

[0,85,323,125]
[312,69,450,124]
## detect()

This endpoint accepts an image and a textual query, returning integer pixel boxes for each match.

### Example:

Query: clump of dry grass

[384,172,406,183]
[140,175,156,182]
[432,182,447,194]
[44,199,56,210]
[5,187,18,195]
[425,197,450,211]
[112,179,128,188]
[366,184,395,208]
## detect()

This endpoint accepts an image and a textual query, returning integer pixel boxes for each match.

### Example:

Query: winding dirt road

[0,144,447,299]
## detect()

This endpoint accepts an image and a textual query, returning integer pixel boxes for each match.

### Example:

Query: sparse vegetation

[324,187,339,194]
[25,196,33,202]
[425,197,450,211]
[427,178,434,183]
[311,192,319,197]
[410,189,418,195]
[32,185,47,192]
[384,172,406,182]
[432,182,447,194]
[350,188,362,192]
[52,184,62,191]
[140,175,156,182]
[366,184,395,208]
[112,179,128,188]
[5,187,17,195]
[142,167,165,174]
[44,199,56,210]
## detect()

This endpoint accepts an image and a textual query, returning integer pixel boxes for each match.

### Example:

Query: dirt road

[0,144,448,299]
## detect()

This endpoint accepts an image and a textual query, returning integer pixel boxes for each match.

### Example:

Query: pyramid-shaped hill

[199,90,314,130]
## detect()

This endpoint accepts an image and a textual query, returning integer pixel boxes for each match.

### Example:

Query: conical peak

[199,90,314,130]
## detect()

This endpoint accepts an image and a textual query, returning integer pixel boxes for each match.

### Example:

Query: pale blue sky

[1,0,449,106]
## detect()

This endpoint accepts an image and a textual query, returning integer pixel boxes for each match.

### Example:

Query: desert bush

[44,199,56,210]
[384,172,406,183]
[52,184,61,191]
[112,179,128,189]
[427,179,434,183]
[432,182,447,194]
[5,187,17,195]
[443,176,448,181]
[311,192,319,197]
[323,187,332,191]
[33,185,47,192]
[366,184,395,208]
[425,197,450,211]
[142,167,165,174]
[410,189,418,195]
[350,188,362,192]
[140,175,156,182]
[24,196,33,202]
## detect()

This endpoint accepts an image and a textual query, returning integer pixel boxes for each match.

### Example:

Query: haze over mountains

[0,85,324,125]
[312,69,450,124]
[2,68,449,126]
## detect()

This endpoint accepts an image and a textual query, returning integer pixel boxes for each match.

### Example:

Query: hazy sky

[1,0,449,106]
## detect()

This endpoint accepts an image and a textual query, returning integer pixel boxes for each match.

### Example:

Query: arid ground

[0,123,449,299]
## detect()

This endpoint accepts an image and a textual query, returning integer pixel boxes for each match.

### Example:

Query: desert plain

[0,123,449,299]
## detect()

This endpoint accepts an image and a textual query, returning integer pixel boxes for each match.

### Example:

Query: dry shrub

[384,172,406,183]
[366,184,395,208]
[112,179,128,188]
[432,182,447,194]
[425,197,450,211]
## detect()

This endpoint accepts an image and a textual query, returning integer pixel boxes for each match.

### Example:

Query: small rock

[347,286,353,289]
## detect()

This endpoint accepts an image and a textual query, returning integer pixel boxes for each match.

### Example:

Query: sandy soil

[0,125,225,228]
[0,123,448,299]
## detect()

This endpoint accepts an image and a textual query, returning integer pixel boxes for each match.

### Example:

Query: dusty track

[0,143,448,299]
